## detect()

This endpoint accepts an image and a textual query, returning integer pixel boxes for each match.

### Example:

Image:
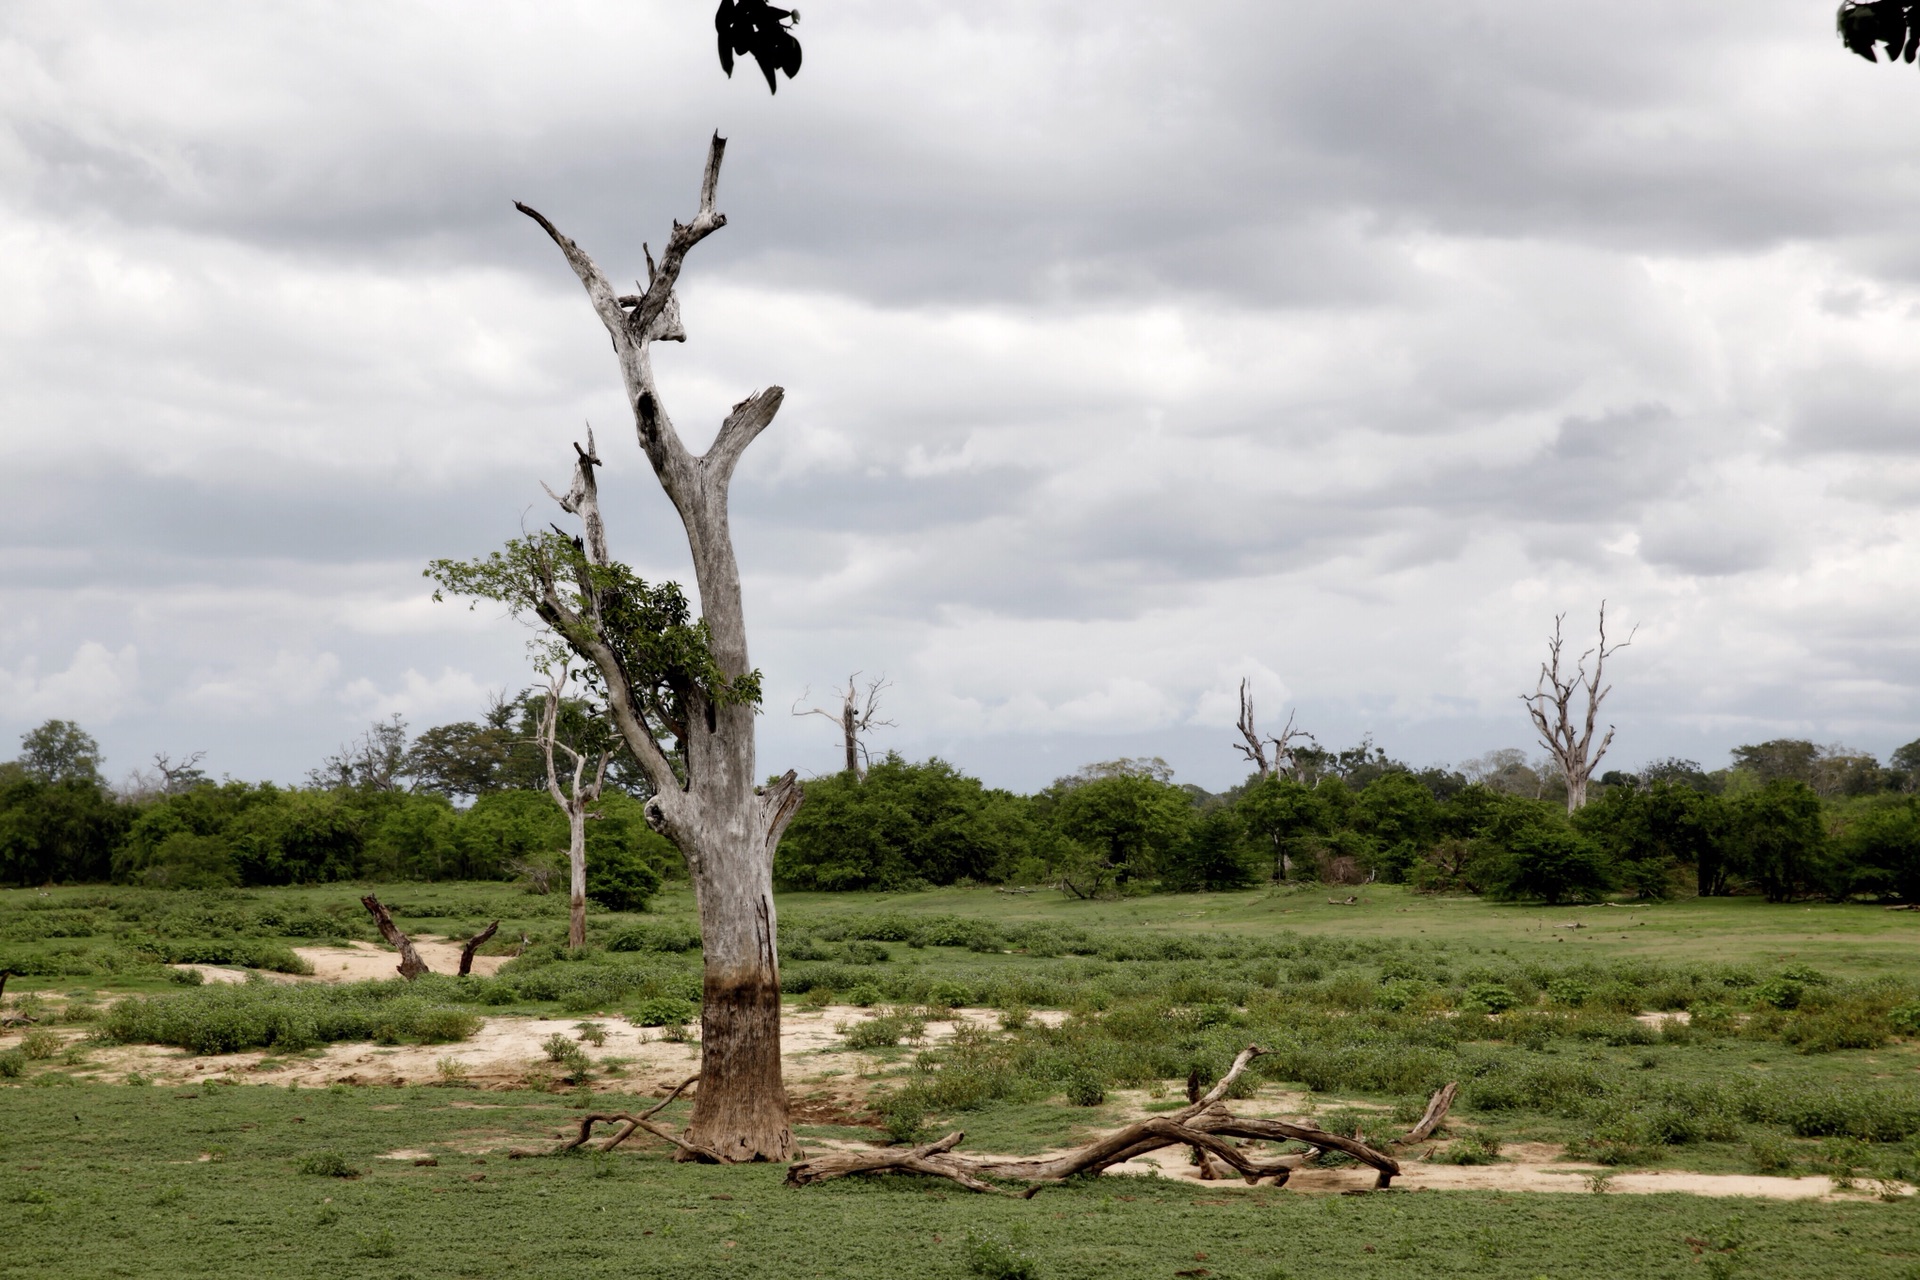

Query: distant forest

[3,707,1918,908]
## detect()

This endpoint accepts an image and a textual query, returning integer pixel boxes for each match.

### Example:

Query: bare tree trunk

[518,134,804,1161]
[1522,603,1635,814]
[568,807,589,950]
[534,668,608,953]
[795,674,892,782]
[458,922,498,977]
[360,895,430,980]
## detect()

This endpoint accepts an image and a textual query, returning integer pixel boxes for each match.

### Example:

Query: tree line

[10,713,1914,909]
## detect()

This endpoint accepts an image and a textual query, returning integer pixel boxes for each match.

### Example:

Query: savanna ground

[7,882,1920,1278]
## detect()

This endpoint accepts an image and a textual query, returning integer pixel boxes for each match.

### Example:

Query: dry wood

[793,673,893,780]
[550,1074,713,1160]
[534,666,611,950]
[1396,1082,1457,1145]
[519,132,799,1160]
[1522,602,1635,813]
[1233,679,1316,782]
[457,922,499,977]
[359,894,430,980]
[784,1044,1418,1196]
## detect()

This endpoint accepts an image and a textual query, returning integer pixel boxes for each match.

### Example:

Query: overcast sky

[3,1,1919,794]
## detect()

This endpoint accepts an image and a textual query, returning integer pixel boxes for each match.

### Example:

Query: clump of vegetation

[627,997,696,1028]
[572,1020,607,1046]
[295,1151,360,1178]
[961,1229,1041,1280]
[19,1028,62,1060]
[101,982,481,1054]
[841,1008,927,1051]
[1433,1134,1502,1165]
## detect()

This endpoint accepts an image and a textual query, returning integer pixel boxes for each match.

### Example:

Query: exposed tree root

[787,1045,1451,1197]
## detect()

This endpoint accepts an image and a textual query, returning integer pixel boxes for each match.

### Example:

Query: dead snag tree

[360,895,430,979]
[793,674,892,779]
[1521,603,1635,813]
[535,667,612,950]
[437,134,802,1161]
[457,922,499,977]
[1232,678,1314,781]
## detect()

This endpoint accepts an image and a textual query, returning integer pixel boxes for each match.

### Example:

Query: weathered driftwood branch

[789,1045,1421,1195]
[458,922,499,977]
[360,894,430,980]
[548,1074,713,1160]
[1395,1081,1457,1145]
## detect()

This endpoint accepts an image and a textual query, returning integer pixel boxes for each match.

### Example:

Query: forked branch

[1521,602,1636,812]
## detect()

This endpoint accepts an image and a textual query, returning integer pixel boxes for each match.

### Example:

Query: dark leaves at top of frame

[1838,1,1920,64]
[716,0,803,93]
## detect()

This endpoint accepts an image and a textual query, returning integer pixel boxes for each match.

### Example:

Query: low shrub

[961,1230,1041,1280]
[296,1152,360,1178]
[628,997,696,1028]
[19,1028,62,1060]
[1432,1134,1502,1165]
[101,983,481,1054]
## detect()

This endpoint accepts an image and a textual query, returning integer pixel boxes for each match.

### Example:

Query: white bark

[518,134,801,1160]
[793,673,893,780]
[1521,603,1635,814]
[535,668,609,951]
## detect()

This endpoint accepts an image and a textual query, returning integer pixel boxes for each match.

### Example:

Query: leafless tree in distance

[1233,679,1316,781]
[535,667,611,950]
[793,674,893,779]
[510,135,802,1160]
[1521,603,1635,813]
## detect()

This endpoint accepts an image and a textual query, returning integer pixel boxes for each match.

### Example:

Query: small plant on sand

[800,986,833,1011]
[573,1021,608,1046]
[1433,1134,1502,1165]
[435,1057,470,1085]
[19,1028,61,1060]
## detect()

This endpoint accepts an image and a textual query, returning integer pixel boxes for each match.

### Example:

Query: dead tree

[359,895,430,980]
[793,674,893,779]
[786,1046,1456,1196]
[1521,603,1635,813]
[1233,679,1315,781]
[535,667,611,950]
[458,921,499,977]
[510,135,803,1161]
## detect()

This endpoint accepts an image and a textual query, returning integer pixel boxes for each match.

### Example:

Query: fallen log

[457,921,499,977]
[360,894,430,979]
[787,1045,1426,1196]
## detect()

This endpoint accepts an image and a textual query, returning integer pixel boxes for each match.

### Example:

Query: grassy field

[8,882,1920,1277]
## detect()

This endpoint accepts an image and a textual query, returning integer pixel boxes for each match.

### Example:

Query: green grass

[11,882,1920,1276]
[4,1083,1920,1279]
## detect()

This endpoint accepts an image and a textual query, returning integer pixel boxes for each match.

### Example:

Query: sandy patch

[1101,1148,1906,1200]
[69,1004,998,1094]
[291,939,511,982]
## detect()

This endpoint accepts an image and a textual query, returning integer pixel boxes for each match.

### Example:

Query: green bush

[296,1152,360,1178]
[0,1049,24,1078]
[1464,982,1519,1014]
[961,1230,1041,1280]
[628,997,696,1028]
[101,983,481,1054]
[19,1028,61,1060]
[1432,1134,1501,1165]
